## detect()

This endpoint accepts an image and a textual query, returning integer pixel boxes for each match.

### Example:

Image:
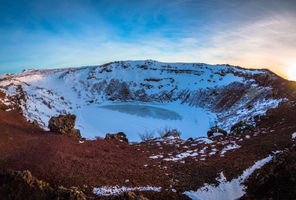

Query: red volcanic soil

[0,110,163,189]
[0,100,296,199]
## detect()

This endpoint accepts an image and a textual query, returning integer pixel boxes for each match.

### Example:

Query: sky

[0,0,296,80]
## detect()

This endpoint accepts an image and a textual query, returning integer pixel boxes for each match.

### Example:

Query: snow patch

[149,154,163,159]
[220,144,241,156]
[164,151,198,162]
[93,185,161,196]
[184,155,274,200]
[195,138,213,144]
[292,132,296,140]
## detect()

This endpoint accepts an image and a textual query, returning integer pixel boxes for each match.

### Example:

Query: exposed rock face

[0,102,7,111]
[105,132,128,143]
[242,146,296,200]
[163,129,181,139]
[57,186,87,200]
[230,121,254,135]
[108,191,149,200]
[207,126,227,137]
[0,169,87,200]
[229,115,265,135]
[48,114,81,138]
[32,120,40,128]
[0,169,149,200]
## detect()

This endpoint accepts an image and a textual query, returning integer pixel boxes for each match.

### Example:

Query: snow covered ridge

[0,60,283,141]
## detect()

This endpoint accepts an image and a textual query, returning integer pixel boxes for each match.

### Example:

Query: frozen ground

[75,101,215,141]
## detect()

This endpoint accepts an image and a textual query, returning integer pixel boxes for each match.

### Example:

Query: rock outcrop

[242,146,296,200]
[163,129,181,139]
[108,191,149,200]
[105,132,128,143]
[48,114,81,138]
[229,115,265,135]
[0,169,87,200]
[0,168,151,200]
[207,126,227,137]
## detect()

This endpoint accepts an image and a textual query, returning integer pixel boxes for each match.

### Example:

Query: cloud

[196,13,296,77]
[1,0,296,79]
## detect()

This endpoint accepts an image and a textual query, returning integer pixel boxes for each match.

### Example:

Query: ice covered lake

[74,102,216,141]
[99,104,183,120]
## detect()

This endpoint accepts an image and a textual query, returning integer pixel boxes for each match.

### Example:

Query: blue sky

[1,0,296,79]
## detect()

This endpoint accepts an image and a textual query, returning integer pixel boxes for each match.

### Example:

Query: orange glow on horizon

[287,65,296,81]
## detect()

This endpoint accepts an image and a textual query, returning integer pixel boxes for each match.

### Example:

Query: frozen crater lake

[99,104,183,120]
[75,102,216,142]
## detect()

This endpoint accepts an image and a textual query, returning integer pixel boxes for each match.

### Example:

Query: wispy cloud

[196,13,296,77]
[0,0,296,79]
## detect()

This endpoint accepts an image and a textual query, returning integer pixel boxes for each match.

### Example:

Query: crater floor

[76,101,215,141]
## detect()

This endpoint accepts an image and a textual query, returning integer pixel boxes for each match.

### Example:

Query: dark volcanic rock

[207,126,227,137]
[0,169,87,200]
[0,102,8,111]
[105,132,129,143]
[229,115,264,135]
[32,120,40,128]
[163,129,181,139]
[48,114,81,138]
[242,146,296,200]
[0,169,149,200]
[106,191,149,200]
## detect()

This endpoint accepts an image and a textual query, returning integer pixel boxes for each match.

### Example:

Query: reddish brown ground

[0,110,167,195]
[242,145,296,200]
[0,99,296,199]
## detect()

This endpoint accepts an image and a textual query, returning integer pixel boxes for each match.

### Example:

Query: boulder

[207,126,227,137]
[48,114,81,138]
[163,129,181,139]
[105,132,128,143]
[69,129,82,139]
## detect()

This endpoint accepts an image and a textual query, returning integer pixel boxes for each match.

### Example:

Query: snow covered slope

[0,60,283,141]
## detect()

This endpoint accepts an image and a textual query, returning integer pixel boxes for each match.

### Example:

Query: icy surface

[184,155,274,200]
[99,104,182,120]
[75,102,215,141]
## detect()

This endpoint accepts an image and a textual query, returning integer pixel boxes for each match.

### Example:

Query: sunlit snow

[0,60,283,142]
